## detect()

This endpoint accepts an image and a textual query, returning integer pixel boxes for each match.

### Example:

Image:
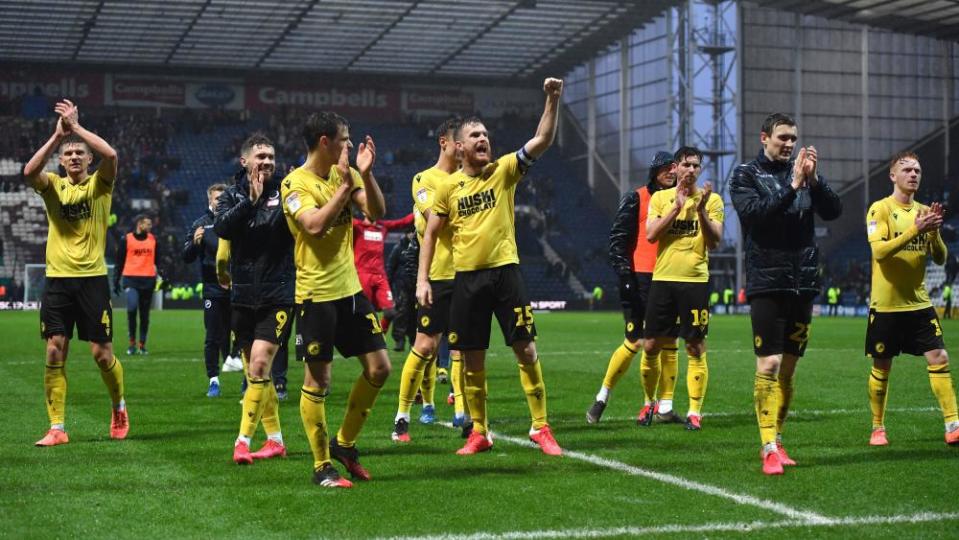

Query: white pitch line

[438,423,831,524]
[382,511,959,540]
[582,405,939,423]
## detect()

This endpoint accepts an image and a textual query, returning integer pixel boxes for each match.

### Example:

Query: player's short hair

[456,116,485,141]
[134,213,152,225]
[302,111,348,152]
[59,134,90,153]
[241,132,274,156]
[888,150,920,173]
[674,146,703,164]
[437,116,463,140]
[761,112,796,136]
[207,183,228,195]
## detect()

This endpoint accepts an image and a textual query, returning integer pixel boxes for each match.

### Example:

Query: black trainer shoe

[586,400,607,424]
[461,420,474,439]
[330,438,371,481]
[654,410,683,424]
[312,463,353,488]
[391,418,411,443]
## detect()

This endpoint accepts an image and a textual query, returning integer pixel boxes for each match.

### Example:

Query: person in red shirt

[353,212,414,331]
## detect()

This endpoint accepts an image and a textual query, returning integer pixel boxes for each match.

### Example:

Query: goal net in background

[23,264,162,310]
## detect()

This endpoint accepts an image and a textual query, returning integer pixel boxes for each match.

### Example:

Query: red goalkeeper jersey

[352,213,414,276]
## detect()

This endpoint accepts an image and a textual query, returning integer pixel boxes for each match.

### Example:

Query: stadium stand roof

[748,0,959,42]
[0,0,672,81]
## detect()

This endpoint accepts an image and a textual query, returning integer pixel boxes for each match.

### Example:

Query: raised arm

[930,231,948,266]
[810,174,842,221]
[213,188,253,240]
[23,119,67,192]
[868,204,942,262]
[697,185,723,250]
[522,78,563,160]
[381,213,415,231]
[57,100,118,183]
[646,189,684,243]
[350,136,385,220]
[293,164,354,237]
[181,219,203,263]
[729,164,798,225]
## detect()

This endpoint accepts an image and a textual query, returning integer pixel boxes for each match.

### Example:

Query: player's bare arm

[646,187,685,243]
[523,78,563,160]
[351,135,386,220]
[57,99,118,183]
[696,182,722,249]
[295,145,355,236]
[22,118,67,192]
[415,212,447,307]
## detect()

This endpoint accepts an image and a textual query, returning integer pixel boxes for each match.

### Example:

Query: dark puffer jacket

[213,170,294,308]
[730,150,842,300]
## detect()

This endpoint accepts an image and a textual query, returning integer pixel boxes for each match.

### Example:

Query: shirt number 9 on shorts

[366,314,383,334]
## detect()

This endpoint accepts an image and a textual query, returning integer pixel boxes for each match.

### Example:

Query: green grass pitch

[2,310,958,538]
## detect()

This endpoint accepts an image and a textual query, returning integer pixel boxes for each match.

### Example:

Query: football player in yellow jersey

[417,78,564,456]
[23,99,127,447]
[391,117,464,444]
[281,111,389,488]
[864,151,956,447]
[644,146,724,432]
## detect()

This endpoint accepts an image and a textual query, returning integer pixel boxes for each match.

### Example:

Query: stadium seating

[0,109,609,302]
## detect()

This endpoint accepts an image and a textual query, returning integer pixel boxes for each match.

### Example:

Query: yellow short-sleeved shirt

[412,166,455,281]
[281,165,362,303]
[432,153,525,272]
[38,171,113,277]
[867,196,938,312]
[647,187,724,283]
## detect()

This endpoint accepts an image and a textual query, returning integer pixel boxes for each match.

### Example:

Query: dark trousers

[203,297,232,378]
[125,287,153,344]
[392,283,416,347]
